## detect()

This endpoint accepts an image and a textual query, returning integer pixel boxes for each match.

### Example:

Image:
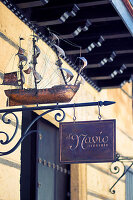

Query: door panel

[21,112,70,200]
[37,118,70,200]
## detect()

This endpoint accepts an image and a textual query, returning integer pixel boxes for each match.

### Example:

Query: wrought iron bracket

[0,101,115,156]
[109,153,133,194]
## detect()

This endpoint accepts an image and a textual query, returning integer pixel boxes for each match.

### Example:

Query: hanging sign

[59,120,116,163]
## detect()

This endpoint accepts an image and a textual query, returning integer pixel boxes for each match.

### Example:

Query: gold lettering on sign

[66,132,109,151]
[69,134,79,150]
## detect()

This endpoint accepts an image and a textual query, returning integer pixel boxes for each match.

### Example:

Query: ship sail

[2,45,28,86]
[23,43,42,86]
[34,45,41,58]
[74,57,88,85]
[17,47,27,62]
[24,66,42,83]
[33,69,42,83]
[79,57,88,71]
[54,44,65,57]
[23,66,32,74]
[2,72,19,86]
[3,36,87,106]
[51,33,59,44]
[59,67,74,82]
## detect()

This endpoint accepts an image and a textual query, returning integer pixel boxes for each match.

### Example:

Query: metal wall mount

[0,101,115,156]
[1,100,132,195]
[110,153,133,194]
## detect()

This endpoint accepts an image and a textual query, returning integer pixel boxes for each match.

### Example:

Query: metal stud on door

[37,119,70,200]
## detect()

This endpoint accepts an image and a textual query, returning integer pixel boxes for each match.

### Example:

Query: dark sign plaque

[59,120,116,163]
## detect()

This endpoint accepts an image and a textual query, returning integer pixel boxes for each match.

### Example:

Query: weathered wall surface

[0,2,133,200]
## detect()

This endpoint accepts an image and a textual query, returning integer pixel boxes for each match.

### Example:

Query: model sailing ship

[3,35,87,106]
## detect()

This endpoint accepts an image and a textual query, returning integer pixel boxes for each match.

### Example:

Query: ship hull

[5,84,80,106]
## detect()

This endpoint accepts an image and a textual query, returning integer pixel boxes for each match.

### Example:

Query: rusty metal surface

[3,72,19,86]
[59,120,116,163]
[5,84,80,106]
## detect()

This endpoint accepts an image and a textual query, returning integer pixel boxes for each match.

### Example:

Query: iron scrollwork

[0,112,19,145]
[0,108,65,156]
[0,101,115,156]
[109,153,133,194]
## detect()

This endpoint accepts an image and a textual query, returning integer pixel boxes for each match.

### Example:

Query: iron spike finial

[103,101,116,106]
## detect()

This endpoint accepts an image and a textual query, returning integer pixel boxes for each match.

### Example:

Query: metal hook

[98,102,102,120]
[73,103,76,122]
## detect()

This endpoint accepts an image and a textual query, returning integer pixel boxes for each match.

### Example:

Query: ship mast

[18,37,25,89]
[19,62,24,89]
[50,33,68,85]
[56,56,67,85]
[32,36,38,91]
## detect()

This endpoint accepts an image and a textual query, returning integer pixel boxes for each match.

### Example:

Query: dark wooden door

[36,118,70,200]
[21,112,70,200]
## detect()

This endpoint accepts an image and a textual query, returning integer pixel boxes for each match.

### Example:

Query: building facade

[0,1,133,200]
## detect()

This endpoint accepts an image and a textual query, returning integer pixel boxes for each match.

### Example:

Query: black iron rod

[0,101,115,113]
[109,162,133,194]
[32,36,38,91]
[57,57,67,85]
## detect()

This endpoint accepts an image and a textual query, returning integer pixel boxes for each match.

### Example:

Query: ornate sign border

[60,119,116,163]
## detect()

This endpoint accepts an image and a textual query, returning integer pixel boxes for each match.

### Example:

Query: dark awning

[2,0,133,91]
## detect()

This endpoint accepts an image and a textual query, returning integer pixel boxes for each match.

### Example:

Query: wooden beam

[91,76,112,80]
[86,69,132,81]
[90,16,120,23]
[90,72,132,81]
[36,16,120,26]
[116,50,133,54]
[66,49,88,55]
[86,64,99,68]
[66,49,133,55]
[17,0,109,9]
[16,1,43,9]
[37,20,61,26]
[78,0,109,8]
[61,32,130,40]
[86,63,133,69]
[104,33,131,39]
[125,63,133,67]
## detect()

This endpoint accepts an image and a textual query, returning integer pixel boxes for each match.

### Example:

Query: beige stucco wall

[0,2,133,200]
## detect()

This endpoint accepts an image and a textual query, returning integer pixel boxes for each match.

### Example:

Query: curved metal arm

[0,112,18,145]
[109,155,133,194]
[0,108,65,156]
[0,100,115,156]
